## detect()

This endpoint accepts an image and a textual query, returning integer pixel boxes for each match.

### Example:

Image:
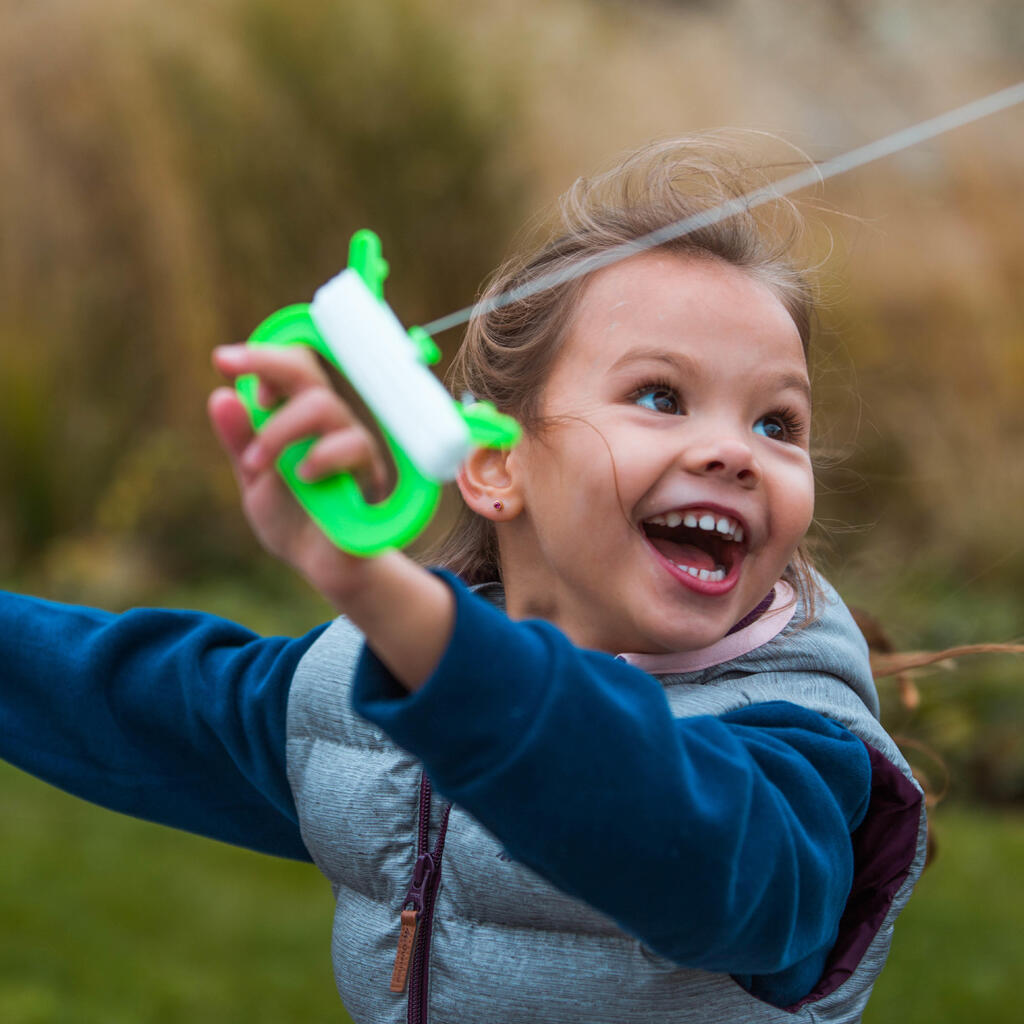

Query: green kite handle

[234,231,519,556]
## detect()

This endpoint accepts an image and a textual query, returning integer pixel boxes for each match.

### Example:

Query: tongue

[649,537,717,572]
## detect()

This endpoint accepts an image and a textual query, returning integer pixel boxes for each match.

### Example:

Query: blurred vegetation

[0,0,524,593]
[864,802,1024,1023]
[0,757,344,1024]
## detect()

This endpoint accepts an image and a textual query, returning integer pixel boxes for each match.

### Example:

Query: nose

[680,434,761,487]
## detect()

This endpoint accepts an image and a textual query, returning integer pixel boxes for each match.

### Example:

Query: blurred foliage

[885,660,1024,807]
[0,0,524,589]
[839,567,1024,810]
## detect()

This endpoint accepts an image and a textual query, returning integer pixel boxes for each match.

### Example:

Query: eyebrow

[610,348,812,405]
[755,371,813,406]
[610,348,701,376]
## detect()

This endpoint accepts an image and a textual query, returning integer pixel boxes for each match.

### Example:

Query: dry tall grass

[1,0,1021,614]
[0,0,523,593]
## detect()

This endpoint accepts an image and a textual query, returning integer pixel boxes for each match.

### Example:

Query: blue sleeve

[0,588,328,861]
[353,571,872,1007]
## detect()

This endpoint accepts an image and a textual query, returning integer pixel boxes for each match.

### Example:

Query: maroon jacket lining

[789,743,923,1009]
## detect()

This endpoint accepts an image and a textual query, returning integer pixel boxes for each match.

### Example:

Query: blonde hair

[430,135,821,616]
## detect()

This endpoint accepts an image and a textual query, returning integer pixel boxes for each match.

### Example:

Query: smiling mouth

[641,508,747,585]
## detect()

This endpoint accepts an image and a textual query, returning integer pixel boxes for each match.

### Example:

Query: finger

[242,387,360,473]
[297,429,388,489]
[212,344,330,403]
[208,387,257,469]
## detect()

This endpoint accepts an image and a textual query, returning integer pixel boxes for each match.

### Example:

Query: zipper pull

[390,853,435,993]
[390,910,419,994]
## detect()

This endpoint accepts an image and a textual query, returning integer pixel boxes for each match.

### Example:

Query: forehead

[557,252,807,381]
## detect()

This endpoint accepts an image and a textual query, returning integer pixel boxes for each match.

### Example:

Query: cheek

[760,448,814,540]
[518,429,629,545]
[778,463,816,541]
[525,425,612,491]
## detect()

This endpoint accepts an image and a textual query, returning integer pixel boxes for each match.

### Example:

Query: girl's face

[498,252,815,654]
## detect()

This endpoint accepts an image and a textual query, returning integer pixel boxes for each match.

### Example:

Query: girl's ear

[456,445,523,521]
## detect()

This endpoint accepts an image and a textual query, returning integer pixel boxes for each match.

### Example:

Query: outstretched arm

[0,588,324,859]
[2,337,452,860]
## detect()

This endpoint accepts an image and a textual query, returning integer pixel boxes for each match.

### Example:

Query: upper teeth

[645,508,745,543]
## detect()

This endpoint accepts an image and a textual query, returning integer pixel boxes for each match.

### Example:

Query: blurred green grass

[865,804,1024,1023]
[0,759,347,1023]
[2,754,1022,1022]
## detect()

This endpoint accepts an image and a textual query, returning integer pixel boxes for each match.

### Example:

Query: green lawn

[864,803,1024,1023]
[0,762,345,1023]
[1,760,1021,1022]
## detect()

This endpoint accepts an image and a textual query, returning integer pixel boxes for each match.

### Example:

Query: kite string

[420,80,1024,338]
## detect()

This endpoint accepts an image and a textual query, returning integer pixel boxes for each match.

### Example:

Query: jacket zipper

[390,772,452,1024]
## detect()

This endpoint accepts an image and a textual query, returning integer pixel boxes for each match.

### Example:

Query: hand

[209,343,389,609]
[210,341,457,687]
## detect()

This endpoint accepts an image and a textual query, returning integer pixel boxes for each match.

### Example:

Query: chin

[626,613,732,656]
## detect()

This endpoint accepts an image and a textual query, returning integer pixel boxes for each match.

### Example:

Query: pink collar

[617,581,797,675]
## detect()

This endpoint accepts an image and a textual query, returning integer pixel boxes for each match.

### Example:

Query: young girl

[1,139,925,1023]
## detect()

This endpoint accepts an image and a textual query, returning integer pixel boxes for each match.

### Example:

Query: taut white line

[420,81,1024,338]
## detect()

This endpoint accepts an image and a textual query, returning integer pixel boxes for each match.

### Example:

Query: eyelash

[758,406,806,444]
[630,381,807,443]
[630,379,683,413]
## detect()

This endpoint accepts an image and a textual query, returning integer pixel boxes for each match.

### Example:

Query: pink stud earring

[493,500,504,512]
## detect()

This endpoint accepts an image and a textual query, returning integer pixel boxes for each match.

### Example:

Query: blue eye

[754,415,789,441]
[635,386,681,415]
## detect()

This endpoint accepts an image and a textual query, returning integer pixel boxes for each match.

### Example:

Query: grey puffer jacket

[286,578,925,1024]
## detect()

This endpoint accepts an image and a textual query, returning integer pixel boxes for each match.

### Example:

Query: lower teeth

[674,563,726,582]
